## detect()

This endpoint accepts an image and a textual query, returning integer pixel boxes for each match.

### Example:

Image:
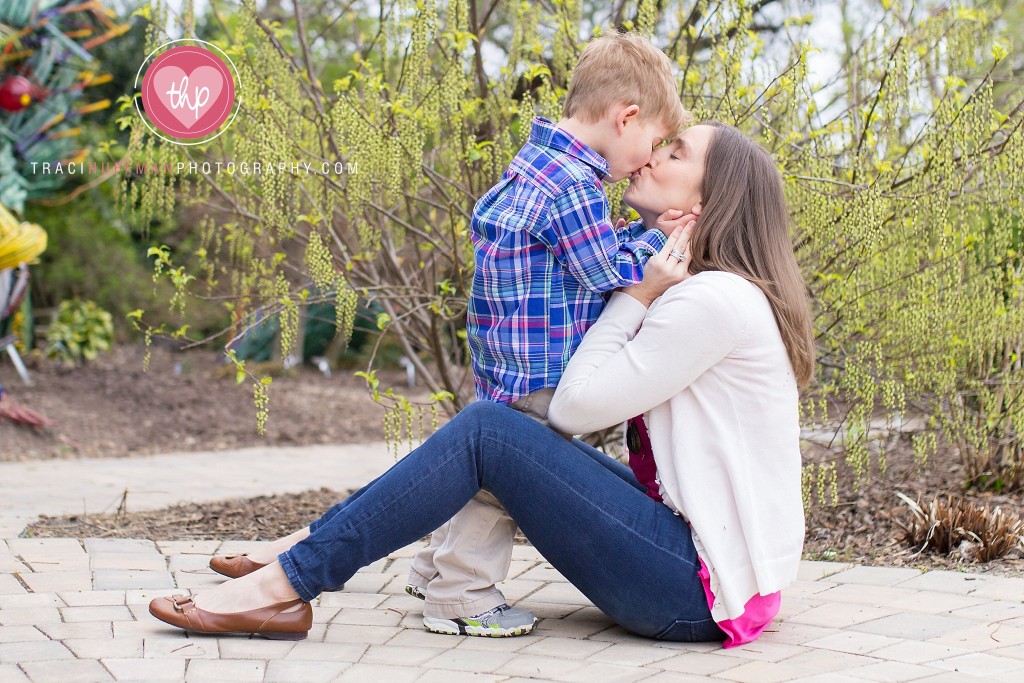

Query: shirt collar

[528,117,610,179]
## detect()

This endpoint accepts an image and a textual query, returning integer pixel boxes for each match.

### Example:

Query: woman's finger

[659,226,685,260]
[668,221,696,269]
[659,227,687,269]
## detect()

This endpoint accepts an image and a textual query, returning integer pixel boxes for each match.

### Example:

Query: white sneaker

[423,603,537,637]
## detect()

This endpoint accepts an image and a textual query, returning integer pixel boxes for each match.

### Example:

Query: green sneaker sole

[422,615,536,637]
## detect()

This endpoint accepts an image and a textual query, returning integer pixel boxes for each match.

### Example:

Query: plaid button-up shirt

[467,117,667,404]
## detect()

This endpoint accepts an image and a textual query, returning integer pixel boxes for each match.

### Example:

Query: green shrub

[25,180,230,341]
[46,299,115,364]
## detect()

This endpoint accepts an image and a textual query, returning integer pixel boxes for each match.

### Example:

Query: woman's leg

[244,441,634,591]
[404,440,637,601]
[570,438,646,492]
[242,527,311,564]
[277,402,721,641]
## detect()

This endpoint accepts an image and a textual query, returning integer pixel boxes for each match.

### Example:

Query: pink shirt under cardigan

[697,557,780,648]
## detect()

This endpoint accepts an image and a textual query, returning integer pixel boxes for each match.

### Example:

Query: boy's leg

[417,391,565,620]
[406,521,445,592]
[421,490,515,619]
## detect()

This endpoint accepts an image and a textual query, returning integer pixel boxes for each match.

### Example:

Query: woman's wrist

[622,286,655,308]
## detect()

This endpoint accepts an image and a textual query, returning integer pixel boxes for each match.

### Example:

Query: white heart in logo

[151,65,225,130]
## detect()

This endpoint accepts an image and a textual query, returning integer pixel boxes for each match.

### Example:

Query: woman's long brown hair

[688,121,816,389]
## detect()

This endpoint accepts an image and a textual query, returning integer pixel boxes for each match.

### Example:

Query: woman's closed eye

[665,139,686,161]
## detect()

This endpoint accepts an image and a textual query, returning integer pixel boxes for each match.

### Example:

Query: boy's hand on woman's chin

[615,205,701,234]
[655,205,701,237]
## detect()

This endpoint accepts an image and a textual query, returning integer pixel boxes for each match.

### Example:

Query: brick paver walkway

[1,444,1023,682]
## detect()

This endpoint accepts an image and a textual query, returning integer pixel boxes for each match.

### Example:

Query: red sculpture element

[0,75,46,112]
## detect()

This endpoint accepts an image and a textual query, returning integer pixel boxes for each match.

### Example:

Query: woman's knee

[458,400,506,422]
[455,400,533,438]
[444,401,523,462]
[452,401,507,428]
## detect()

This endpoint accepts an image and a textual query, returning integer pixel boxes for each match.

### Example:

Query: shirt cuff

[625,220,647,240]
[634,227,667,258]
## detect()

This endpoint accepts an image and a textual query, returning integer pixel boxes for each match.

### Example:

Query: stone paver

[101,658,187,681]
[263,659,351,682]
[0,443,389,520]
[18,658,113,682]
[0,442,1022,682]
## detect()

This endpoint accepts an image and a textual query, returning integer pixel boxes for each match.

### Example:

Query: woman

[150,121,815,647]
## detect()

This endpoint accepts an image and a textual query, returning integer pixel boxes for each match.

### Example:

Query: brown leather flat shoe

[149,594,311,640]
[209,554,266,579]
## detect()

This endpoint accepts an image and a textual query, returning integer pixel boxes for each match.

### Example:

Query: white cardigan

[547,271,805,621]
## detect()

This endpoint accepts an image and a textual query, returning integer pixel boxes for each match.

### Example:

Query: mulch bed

[800,430,1024,577]
[23,487,531,546]
[24,488,351,541]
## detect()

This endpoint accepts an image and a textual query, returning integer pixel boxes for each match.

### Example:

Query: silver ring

[670,249,687,261]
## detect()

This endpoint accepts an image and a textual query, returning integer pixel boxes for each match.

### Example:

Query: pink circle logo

[136,40,239,143]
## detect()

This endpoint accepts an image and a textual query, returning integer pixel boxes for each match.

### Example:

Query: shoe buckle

[171,594,195,611]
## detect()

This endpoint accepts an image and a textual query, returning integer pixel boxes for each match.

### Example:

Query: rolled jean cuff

[278,549,316,603]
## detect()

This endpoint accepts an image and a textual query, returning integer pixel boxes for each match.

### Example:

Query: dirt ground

[0,343,430,461]
[5,345,1022,576]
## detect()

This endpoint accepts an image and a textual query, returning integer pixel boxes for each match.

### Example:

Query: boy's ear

[615,104,640,133]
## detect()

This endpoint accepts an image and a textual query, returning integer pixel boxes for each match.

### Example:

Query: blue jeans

[279,401,725,642]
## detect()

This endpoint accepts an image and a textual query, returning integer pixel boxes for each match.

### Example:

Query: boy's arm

[548,180,667,293]
[622,219,651,242]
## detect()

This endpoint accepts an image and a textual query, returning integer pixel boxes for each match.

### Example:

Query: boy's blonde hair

[563,32,691,136]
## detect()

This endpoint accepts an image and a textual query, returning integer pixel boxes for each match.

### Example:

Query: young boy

[406,32,694,636]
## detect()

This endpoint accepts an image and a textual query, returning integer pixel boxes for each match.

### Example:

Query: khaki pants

[407,389,569,619]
